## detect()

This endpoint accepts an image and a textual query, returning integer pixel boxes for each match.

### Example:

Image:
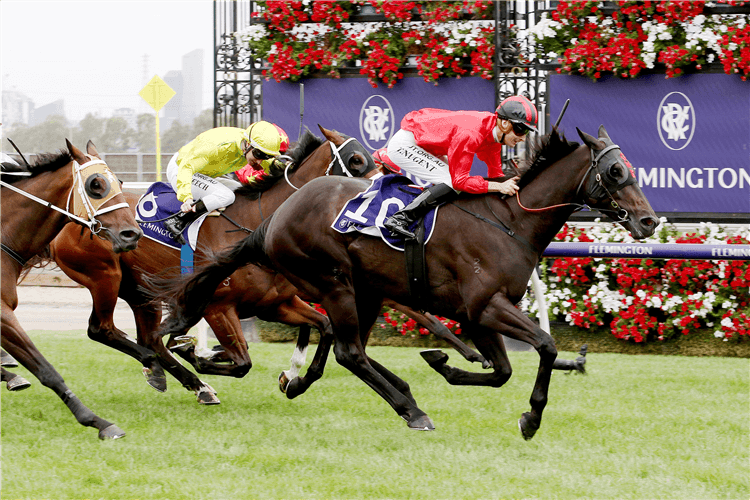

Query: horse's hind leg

[1,307,124,439]
[1,366,31,391]
[132,302,220,404]
[326,288,433,430]
[279,322,334,399]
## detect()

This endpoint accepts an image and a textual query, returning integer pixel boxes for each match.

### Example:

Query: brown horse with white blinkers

[1,140,142,439]
[157,126,658,438]
[47,127,381,404]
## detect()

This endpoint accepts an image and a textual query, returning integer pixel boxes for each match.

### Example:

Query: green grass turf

[1,332,747,499]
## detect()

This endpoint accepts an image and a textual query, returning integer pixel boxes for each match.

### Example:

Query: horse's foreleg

[420,324,513,388]
[385,301,489,368]
[1,307,124,439]
[478,293,557,441]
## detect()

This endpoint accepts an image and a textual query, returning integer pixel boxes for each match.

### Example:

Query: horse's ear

[86,140,101,159]
[576,127,605,150]
[66,139,86,163]
[318,124,339,143]
[598,125,611,142]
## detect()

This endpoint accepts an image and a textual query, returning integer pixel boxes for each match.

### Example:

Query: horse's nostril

[121,229,143,242]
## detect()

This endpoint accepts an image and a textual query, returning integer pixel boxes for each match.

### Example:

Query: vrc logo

[657,92,695,151]
[359,95,394,150]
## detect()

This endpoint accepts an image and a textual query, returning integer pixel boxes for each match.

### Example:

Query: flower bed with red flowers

[525,220,749,345]
[238,0,496,88]
[526,0,750,81]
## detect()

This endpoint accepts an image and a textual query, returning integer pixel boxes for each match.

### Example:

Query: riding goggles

[249,148,274,161]
[511,122,531,137]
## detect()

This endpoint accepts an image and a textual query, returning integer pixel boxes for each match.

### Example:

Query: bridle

[0,155,129,265]
[516,140,636,223]
[285,138,379,191]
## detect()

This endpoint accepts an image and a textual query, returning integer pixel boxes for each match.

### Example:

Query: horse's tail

[155,217,274,337]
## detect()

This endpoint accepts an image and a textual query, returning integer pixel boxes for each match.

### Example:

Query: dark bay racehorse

[1,140,142,439]
[157,126,659,438]
[47,127,382,404]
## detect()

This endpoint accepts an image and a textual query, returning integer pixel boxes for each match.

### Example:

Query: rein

[1,243,28,266]
[0,157,129,234]
[515,142,632,223]
[454,202,538,255]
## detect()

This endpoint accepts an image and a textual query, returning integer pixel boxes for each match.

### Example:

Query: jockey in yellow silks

[163,121,282,244]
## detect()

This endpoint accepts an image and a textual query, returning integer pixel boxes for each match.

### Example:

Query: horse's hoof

[1,353,19,367]
[407,414,435,431]
[278,372,290,394]
[98,424,126,440]
[142,367,167,392]
[574,357,586,374]
[285,377,304,400]
[481,359,493,370]
[169,336,196,352]
[518,412,539,441]
[6,375,31,391]
[420,349,449,366]
[196,389,220,405]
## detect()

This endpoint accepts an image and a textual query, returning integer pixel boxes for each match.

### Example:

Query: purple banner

[549,74,749,214]
[543,242,750,260]
[263,76,494,173]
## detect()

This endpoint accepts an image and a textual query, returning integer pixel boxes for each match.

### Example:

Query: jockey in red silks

[382,95,539,239]
[234,124,290,185]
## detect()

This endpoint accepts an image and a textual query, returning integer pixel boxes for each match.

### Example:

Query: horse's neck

[507,145,590,253]
[6,169,74,256]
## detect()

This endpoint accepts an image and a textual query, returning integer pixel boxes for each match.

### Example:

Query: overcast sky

[1,0,215,122]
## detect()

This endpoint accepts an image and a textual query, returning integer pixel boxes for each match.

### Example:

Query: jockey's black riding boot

[164,200,208,246]
[384,183,457,239]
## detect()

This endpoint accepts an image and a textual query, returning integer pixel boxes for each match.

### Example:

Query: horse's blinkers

[71,157,127,230]
[580,140,637,222]
[327,138,378,178]
[84,172,112,199]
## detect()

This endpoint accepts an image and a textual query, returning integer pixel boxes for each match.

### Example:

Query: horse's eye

[84,173,111,199]
[609,164,626,182]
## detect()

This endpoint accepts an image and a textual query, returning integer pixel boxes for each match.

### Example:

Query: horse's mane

[515,128,580,190]
[234,128,326,200]
[1,150,73,185]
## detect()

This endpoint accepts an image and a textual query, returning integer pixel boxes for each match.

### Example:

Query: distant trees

[4,109,215,154]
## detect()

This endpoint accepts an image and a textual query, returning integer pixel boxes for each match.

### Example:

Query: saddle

[135,182,221,250]
[331,175,436,310]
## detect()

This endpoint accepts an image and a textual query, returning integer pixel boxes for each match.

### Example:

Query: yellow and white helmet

[242,120,282,158]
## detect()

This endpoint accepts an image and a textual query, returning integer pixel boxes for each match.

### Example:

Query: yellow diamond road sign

[139,75,176,112]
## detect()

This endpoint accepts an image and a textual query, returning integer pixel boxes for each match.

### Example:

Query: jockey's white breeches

[166,153,242,213]
[386,129,454,189]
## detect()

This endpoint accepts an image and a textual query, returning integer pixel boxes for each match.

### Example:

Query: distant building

[181,49,204,124]
[162,70,184,131]
[2,90,35,127]
[160,49,204,130]
[31,99,65,126]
